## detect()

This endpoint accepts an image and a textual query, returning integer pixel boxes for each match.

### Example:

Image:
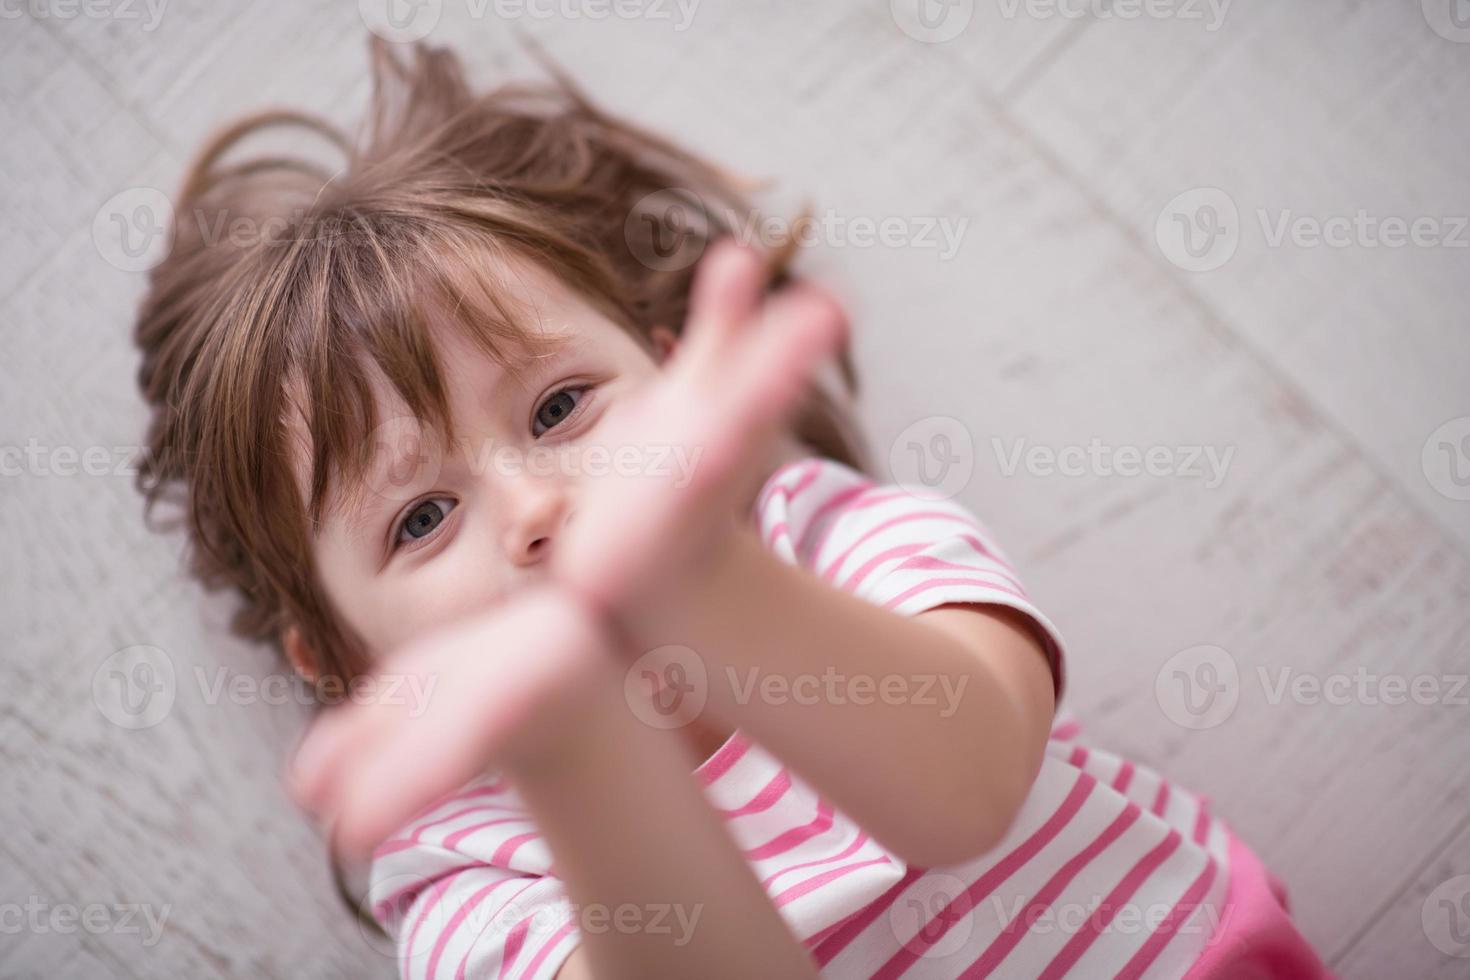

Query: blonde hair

[133,37,866,683]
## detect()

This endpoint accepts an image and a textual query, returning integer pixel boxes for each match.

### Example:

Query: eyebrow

[328,334,579,541]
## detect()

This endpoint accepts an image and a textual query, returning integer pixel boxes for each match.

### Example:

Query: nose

[501,474,568,569]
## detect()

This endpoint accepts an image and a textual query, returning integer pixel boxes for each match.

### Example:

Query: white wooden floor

[3,2,1468,977]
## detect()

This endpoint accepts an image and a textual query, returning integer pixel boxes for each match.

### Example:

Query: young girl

[133,38,1330,980]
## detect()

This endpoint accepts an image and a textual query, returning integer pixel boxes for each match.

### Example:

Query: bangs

[278,209,564,527]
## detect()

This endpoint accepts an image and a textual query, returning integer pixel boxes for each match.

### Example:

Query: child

[133,38,1330,979]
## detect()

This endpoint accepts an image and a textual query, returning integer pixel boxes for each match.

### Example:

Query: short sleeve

[755,457,1067,703]
[368,776,582,980]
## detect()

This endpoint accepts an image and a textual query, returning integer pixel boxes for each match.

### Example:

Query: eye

[395,496,456,549]
[532,385,588,437]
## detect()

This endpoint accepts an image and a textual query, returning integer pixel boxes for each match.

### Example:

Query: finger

[678,237,767,367]
[720,283,847,439]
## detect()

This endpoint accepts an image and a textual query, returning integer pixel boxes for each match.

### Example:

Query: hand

[554,238,846,624]
[287,585,615,857]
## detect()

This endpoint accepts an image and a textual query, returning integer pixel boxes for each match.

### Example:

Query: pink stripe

[1192,798,1212,845]
[402,876,456,977]
[797,482,878,560]
[772,855,894,909]
[1151,779,1172,818]
[517,920,579,980]
[1068,744,1090,768]
[812,867,929,966]
[1050,720,1081,741]
[765,520,792,550]
[1039,828,1185,980]
[815,509,978,578]
[374,837,425,858]
[375,869,458,927]
[716,769,792,819]
[453,880,542,980]
[758,459,823,514]
[1112,760,1136,794]
[693,730,750,786]
[761,830,870,891]
[961,803,1144,976]
[413,804,524,843]
[1116,856,1221,979]
[880,576,1029,610]
[893,554,1021,593]
[497,916,531,979]
[746,800,836,861]
[864,772,1098,976]
[490,831,541,868]
[443,815,533,852]
[826,541,927,588]
[424,876,518,980]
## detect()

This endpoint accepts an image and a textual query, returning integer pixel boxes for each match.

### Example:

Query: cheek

[320,533,511,661]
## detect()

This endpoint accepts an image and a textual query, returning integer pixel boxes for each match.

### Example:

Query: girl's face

[304,256,665,664]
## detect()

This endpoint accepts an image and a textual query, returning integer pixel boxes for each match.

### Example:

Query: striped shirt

[368,456,1327,979]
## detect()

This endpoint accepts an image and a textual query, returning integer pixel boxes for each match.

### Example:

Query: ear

[282,624,319,683]
[650,325,679,364]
